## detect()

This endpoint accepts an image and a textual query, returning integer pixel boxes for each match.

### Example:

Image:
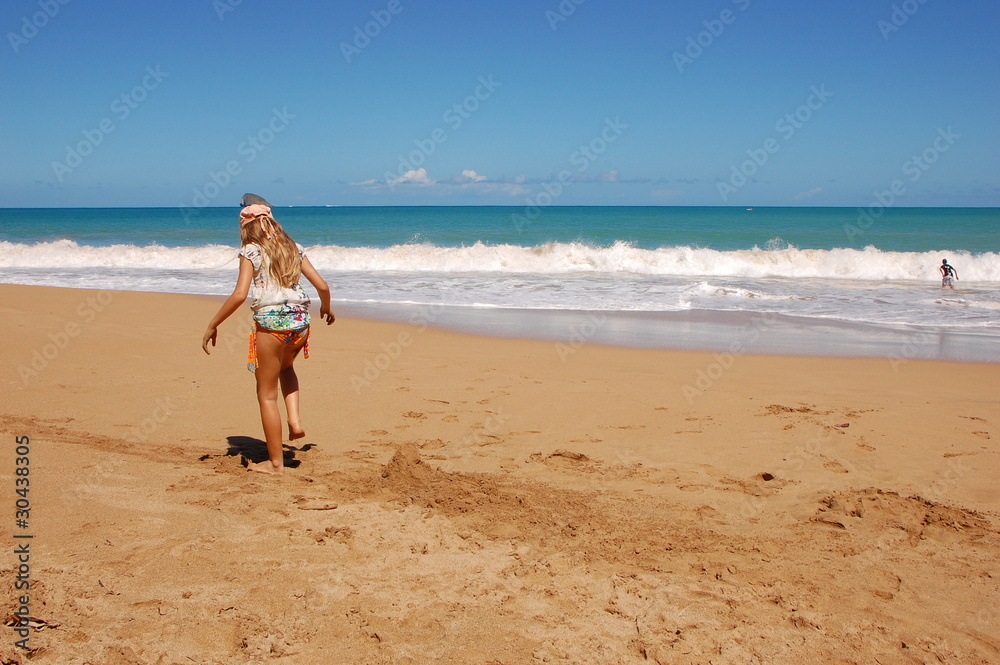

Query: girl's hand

[320,306,335,325]
[202,326,218,354]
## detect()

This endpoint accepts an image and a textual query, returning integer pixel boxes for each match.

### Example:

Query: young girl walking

[202,194,334,474]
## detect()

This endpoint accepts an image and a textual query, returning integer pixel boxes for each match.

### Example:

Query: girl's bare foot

[247,460,283,475]
[288,424,306,441]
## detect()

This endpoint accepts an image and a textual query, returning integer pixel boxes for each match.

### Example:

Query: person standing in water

[939,259,958,289]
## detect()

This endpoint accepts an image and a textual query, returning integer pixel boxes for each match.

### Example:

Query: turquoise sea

[2,206,998,252]
[2,206,998,360]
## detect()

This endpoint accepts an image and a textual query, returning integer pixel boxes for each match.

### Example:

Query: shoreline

[1,282,998,663]
[3,280,997,363]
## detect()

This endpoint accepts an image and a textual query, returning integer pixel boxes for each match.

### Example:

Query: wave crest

[1,240,998,282]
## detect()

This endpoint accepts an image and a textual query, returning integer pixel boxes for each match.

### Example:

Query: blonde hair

[240,213,302,288]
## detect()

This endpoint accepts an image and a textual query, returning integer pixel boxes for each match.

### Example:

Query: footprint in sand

[972,431,990,439]
[764,404,809,415]
[402,411,426,420]
[345,450,379,460]
[822,458,849,473]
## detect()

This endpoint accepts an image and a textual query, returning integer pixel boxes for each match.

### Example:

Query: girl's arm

[300,256,335,324]
[202,256,254,354]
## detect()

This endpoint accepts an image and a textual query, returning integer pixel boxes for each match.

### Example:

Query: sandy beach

[1,283,998,664]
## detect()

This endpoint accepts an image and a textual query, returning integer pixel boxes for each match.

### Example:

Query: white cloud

[391,168,435,186]
[459,169,487,183]
[351,167,656,198]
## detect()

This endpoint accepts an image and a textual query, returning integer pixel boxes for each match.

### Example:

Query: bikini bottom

[247,325,310,373]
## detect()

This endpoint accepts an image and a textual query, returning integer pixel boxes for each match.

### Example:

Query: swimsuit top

[239,242,311,312]
[942,264,954,276]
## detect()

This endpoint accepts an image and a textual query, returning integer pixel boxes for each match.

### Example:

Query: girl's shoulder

[239,243,263,267]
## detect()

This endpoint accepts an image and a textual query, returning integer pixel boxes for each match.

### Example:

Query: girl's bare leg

[250,332,287,474]
[280,364,305,440]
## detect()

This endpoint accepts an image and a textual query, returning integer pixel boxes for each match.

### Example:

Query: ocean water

[1,206,998,360]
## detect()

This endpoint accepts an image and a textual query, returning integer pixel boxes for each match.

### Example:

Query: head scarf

[240,204,272,227]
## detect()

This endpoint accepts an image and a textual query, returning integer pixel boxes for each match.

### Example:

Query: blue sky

[1,0,997,207]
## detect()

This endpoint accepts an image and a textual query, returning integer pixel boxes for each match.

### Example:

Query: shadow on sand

[198,436,317,469]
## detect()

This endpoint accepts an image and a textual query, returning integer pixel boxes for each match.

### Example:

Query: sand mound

[813,487,996,544]
[380,442,434,482]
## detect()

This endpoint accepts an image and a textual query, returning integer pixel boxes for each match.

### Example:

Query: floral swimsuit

[240,242,312,372]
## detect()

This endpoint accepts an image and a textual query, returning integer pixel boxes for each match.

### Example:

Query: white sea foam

[2,240,999,282]
[2,240,998,342]
[0,240,240,270]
